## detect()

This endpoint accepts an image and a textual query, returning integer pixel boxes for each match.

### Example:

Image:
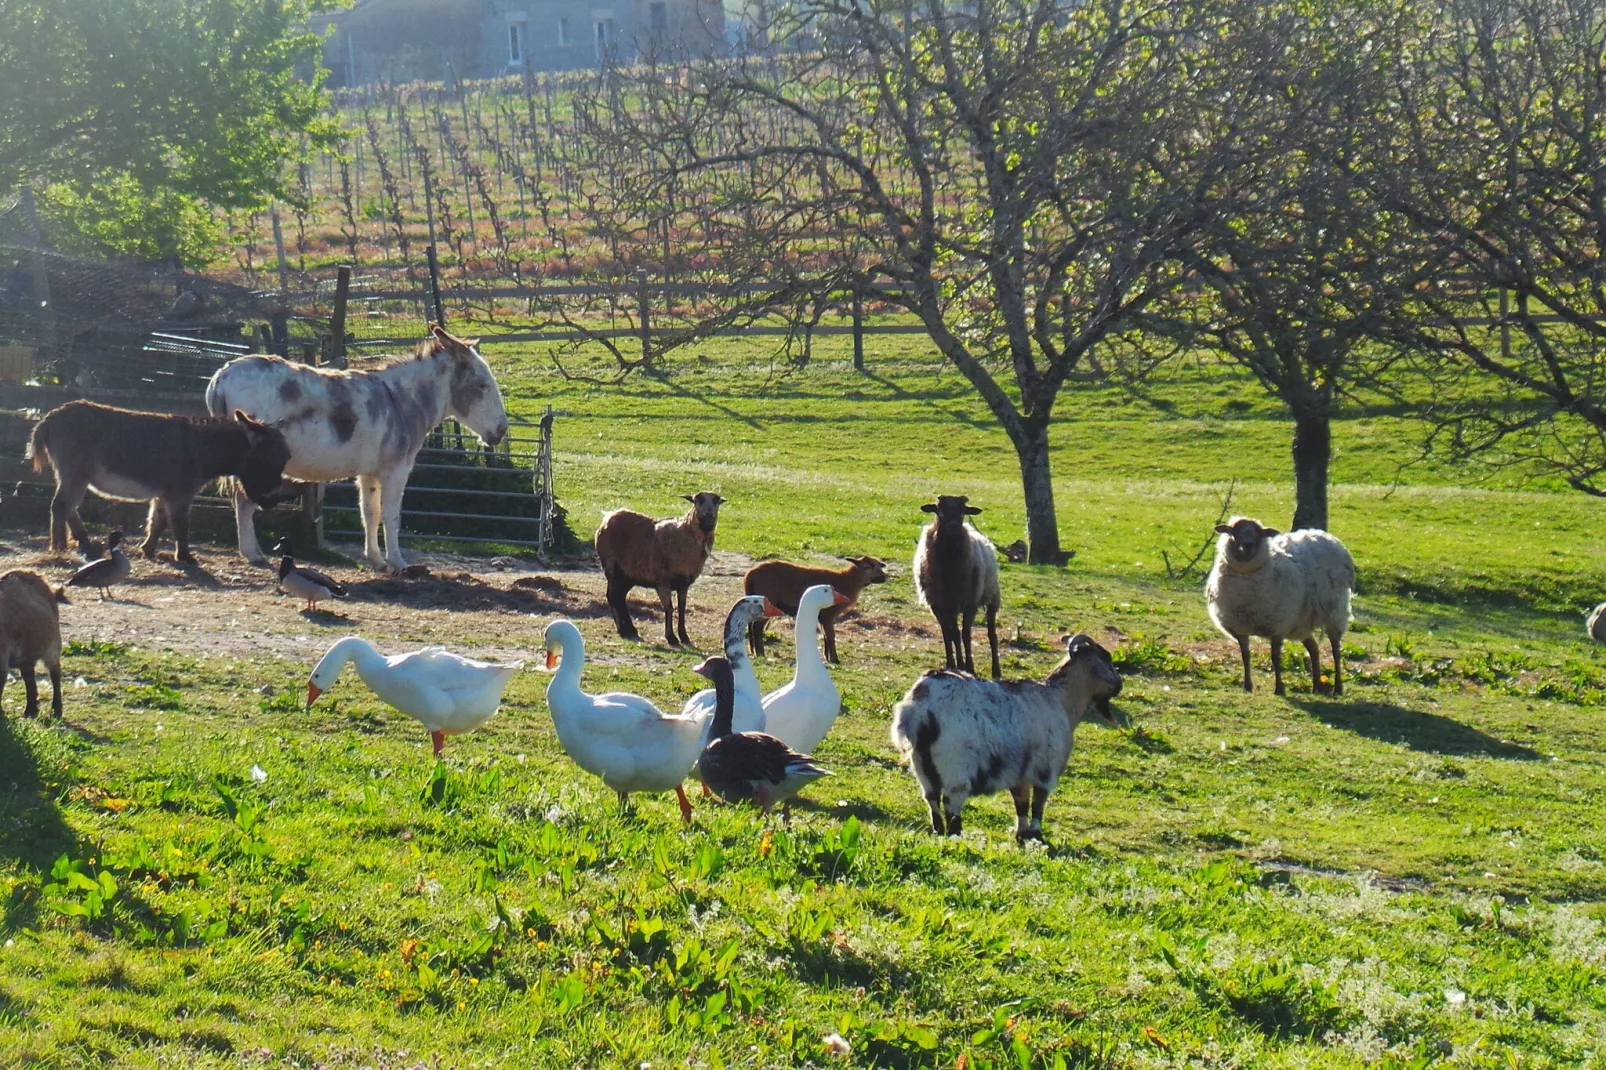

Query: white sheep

[0,569,69,719]
[1205,516,1355,696]
[913,495,1002,678]
[889,634,1123,842]
[1586,602,1606,643]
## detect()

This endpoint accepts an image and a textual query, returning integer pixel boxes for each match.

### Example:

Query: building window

[594,16,615,57]
[508,21,524,65]
[557,16,570,46]
[649,1,668,30]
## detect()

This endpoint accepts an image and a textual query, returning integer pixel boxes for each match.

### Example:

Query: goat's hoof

[177,554,198,566]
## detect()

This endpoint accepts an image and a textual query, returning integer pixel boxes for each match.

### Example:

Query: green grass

[3,340,1605,1066]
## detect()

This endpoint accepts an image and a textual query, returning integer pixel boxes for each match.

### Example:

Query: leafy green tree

[0,0,343,262]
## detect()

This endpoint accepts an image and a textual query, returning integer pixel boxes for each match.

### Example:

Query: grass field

[2,336,1605,1067]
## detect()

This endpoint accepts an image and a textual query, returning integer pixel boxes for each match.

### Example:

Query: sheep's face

[683,492,726,533]
[1214,516,1278,567]
[848,556,889,586]
[921,495,981,527]
[1052,633,1124,725]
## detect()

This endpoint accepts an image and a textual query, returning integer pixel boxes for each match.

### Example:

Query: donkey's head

[431,324,509,447]
[233,410,293,506]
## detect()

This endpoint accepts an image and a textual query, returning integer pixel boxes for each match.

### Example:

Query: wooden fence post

[295,343,325,549]
[637,268,652,370]
[426,244,446,326]
[852,288,865,373]
[329,265,351,368]
[17,186,56,362]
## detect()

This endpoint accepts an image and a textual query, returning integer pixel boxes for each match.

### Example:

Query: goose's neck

[793,601,828,676]
[723,621,754,677]
[327,637,386,684]
[709,674,735,738]
[550,629,586,694]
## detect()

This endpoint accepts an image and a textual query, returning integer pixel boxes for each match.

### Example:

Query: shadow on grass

[859,370,994,432]
[346,571,611,619]
[1293,698,1541,760]
[653,373,765,431]
[0,716,78,932]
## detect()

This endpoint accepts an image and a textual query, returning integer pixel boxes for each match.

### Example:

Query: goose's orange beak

[832,590,852,606]
[545,648,558,670]
[761,598,783,618]
[306,682,321,708]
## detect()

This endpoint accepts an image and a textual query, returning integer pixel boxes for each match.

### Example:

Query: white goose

[543,618,706,821]
[306,636,522,756]
[682,595,782,742]
[761,584,851,754]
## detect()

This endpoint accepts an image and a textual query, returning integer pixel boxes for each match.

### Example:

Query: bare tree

[559,0,1231,563]
[1153,0,1433,533]
[1382,0,1606,494]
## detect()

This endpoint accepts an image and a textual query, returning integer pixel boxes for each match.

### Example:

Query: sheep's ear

[1214,523,1232,534]
[964,506,982,515]
[55,586,70,605]
[1261,527,1281,537]
[920,503,938,513]
[683,495,697,504]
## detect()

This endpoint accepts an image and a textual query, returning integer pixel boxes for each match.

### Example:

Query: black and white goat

[890,634,1122,843]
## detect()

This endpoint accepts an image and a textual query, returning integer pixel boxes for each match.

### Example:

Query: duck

[543,618,706,821]
[761,584,851,754]
[66,530,130,599]
[681,595,783,741]
[306,636,522,756]
[274,540,347,611]
[695,654,830,821]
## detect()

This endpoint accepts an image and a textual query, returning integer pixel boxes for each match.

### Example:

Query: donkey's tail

[25,413,52,474]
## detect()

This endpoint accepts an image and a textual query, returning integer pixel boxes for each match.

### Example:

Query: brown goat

[743,556,888,663]
[0,569,68,719]
[595,492,724,646]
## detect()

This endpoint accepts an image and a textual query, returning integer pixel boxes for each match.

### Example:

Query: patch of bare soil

[0,532,780,669]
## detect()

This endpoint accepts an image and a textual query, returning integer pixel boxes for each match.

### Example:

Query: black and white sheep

[0,569,69,719]
[913,495,1002,678]
[889,634,1123,842]
[595,492,725,647]
[1205,516,1355,696]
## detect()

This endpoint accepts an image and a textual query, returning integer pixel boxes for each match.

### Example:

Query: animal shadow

[1292,698,1541,760]
[345,571,606,619]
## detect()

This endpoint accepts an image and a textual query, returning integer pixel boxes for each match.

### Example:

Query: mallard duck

[274,540,347,611]
[66,530,130,599]
[543,618,705,821]
[306,636,522,756]
[761,584,850,754]
[681,595,782,740]
[695,655,830,821]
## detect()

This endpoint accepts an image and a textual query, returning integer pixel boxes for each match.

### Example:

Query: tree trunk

[1013,422,1063,564]
[1291,410,1331,532]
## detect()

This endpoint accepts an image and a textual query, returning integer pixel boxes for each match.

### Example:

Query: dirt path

[0,534,828,668]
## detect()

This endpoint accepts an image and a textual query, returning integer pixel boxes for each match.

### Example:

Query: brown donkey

[27,401,292,563]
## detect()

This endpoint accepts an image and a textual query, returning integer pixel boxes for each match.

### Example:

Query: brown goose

[66,530,130,599]
[694,655,830,822]
[274,540,347,611]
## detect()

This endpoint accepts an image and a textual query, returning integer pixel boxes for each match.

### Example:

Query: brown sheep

[0,569,69,719]
[595,492,725,647]
[743,556,889,663]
